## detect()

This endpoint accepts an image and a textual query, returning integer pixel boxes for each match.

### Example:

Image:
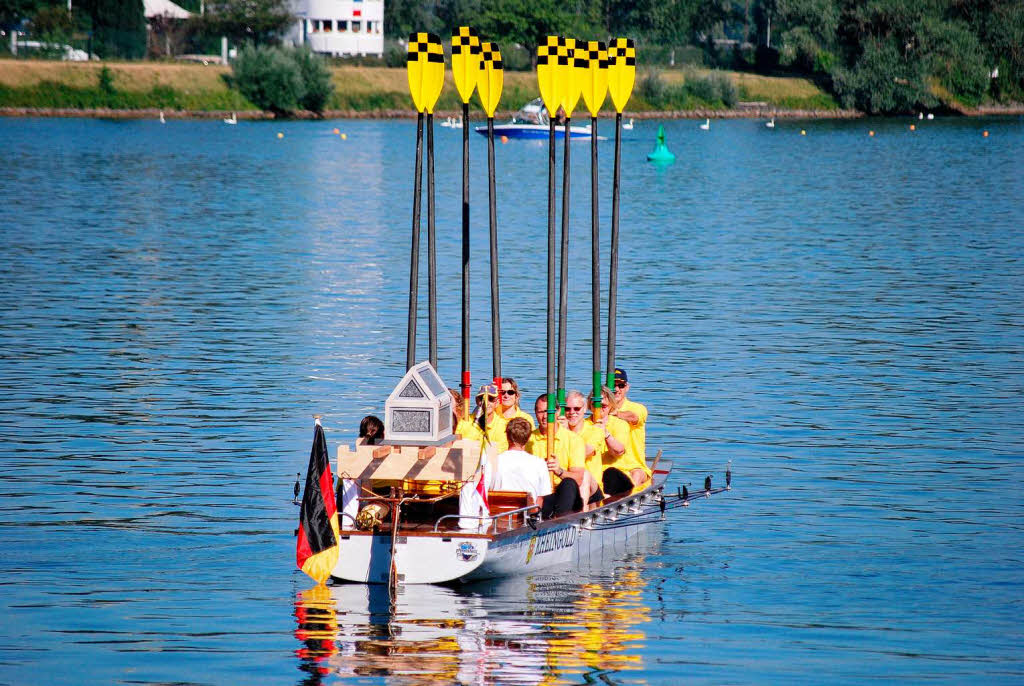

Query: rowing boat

[331,442,678,584]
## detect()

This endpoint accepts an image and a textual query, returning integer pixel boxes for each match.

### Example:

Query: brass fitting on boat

[356,502,391,530]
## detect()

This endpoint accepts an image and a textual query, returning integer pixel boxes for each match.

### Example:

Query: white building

[287,0,384,58]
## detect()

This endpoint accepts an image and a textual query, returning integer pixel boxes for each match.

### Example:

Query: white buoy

[927,113,934,120]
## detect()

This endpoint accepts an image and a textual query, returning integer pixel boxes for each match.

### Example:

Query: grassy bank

[0,59,841,115]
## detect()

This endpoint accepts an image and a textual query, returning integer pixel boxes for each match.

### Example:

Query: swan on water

[766,118,775,128]
[699,118,710,130]
[224,112,237,125]
[622,118,634,130]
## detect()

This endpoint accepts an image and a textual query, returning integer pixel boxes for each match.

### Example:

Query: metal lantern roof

[383,361,454,446]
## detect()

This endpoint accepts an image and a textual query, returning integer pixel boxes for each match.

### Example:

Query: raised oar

[605,38,636,389]
[452,26,482,419]
[537,35,562,454]
[556,38,584,415]
[581,41,609,419]
[404,33,430,370]
[422,35,445,372]
[478,41,504,391]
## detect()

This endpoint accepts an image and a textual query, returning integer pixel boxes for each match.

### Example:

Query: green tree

[202,0,293,45]
[0,0,40,32]
[80,0,146,58]
[293,46,334,112]
[471,0,582,61]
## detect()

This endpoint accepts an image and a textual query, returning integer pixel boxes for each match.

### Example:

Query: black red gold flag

[296,422,340,584]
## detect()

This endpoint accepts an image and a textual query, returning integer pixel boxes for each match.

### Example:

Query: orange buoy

[501,135,509,143]
[277,132,284,139]
[869,130,875,136]
[983,130,989,137]
[910,124,916,131]
[332,127,340,135]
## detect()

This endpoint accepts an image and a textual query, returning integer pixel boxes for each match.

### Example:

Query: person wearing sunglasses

[611,368,648,466]
[559,390,625,494]
[525,393,601,515]
[498,377,535,429]
[471,383,511,455]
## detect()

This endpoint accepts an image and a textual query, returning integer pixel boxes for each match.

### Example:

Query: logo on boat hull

[456,541,479,562]
[525,526,578,563]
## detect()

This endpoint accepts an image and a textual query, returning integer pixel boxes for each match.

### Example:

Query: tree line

[3,0,1021,112]
[388,0,1022,112]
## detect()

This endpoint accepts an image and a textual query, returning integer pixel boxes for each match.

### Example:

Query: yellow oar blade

[607,37,636,113]
[451,26,482,104]
[406,32,432,112]
[479,42,504,118]
[536,35,562,118]
[566,42,589,117]
[582,40,609,117]
[424,34,445,114]
[555,37,573,116]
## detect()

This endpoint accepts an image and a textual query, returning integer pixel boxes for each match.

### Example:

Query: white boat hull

[331,463,672,585]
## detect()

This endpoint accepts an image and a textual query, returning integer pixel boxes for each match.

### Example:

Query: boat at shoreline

[474,98,599,139]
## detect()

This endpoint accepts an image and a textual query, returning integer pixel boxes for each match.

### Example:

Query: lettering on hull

[525,526,578,563]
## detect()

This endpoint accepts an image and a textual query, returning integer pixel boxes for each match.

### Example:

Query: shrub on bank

[231,45,334,116]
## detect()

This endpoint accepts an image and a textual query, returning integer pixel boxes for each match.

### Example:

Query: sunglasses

[500,389,517,396]
[614,382,627,388]
[565,406,584,412]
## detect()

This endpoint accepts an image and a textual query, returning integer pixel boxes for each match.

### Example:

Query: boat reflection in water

[293,547,655,683]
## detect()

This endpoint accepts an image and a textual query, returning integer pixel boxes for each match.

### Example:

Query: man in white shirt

[490,417,552,505]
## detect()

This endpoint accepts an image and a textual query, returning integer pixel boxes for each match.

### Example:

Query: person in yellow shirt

[611,368,648,467]
[562,390,623,493]
[498,377,536,428]
[525,394,599,515]
[588,387,650,496]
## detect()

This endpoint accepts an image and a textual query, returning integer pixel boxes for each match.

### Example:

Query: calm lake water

[1,114,1022,685]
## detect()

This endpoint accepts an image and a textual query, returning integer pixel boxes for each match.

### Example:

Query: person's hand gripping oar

[406,33,445,371]
[536,35,563,460]
[581,41,609,420]
[605,38,635,387]
[452,26,482,420]
[478,41,505,395]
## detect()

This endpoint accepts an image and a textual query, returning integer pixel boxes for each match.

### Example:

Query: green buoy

[647,124,676,163]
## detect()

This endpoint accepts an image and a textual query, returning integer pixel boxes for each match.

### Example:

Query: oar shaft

[427,112,437,369]
[590,115,601,420]
[557,118,571,410]
[547,117,556,430]
[461,101,471,407]
[607,112,622,386]
[487,117,501,381]
[406,112,424,371]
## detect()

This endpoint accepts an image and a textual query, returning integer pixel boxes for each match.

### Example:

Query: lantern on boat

[384,361,454,445]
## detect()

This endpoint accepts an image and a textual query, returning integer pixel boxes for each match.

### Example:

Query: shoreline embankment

[0,106,871,120]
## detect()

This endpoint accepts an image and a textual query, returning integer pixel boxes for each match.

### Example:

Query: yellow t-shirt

[456,415,508,455]
[581,416,650,484]
[616,398,648,465]
[525,426,586,487]
[501,407,537,429]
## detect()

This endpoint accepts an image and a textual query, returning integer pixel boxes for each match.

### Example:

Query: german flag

[296,422,340,584]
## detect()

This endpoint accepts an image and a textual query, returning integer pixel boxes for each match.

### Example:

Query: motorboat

[474,98,600,139]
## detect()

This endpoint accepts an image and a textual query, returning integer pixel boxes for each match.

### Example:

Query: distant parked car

[17,40,90,61]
